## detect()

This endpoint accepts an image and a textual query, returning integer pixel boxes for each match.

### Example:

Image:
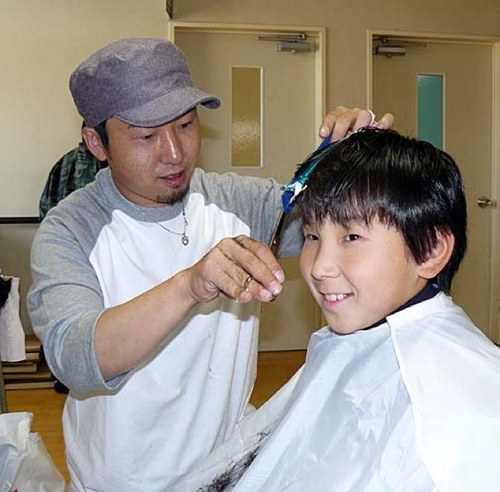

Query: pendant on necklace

[155,202,189,246]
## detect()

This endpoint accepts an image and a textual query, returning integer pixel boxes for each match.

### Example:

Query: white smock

[171,293,500,492]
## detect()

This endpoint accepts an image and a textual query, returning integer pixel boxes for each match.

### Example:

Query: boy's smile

[300,217,428,335]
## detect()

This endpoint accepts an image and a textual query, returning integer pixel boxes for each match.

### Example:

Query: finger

[232,235,285,289]
[373,112,395,130]
[320,106,374,142]
[237,274,279,303]
[350,109,376,132]
[186,246,255,303]
[212,236,283,302]
[219,270,255,303]
[318,106,361,140]
[196,238,282,303]
[235,275,267,303]
[218,257,272,303]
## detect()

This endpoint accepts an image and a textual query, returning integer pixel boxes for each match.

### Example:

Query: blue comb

[281,136,331,213]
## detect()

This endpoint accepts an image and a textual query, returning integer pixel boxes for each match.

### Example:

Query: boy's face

[300,217,428,335]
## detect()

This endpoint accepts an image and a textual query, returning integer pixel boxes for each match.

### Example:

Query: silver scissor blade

[269,210,286,255]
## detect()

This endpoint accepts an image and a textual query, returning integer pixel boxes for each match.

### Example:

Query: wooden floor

[5,350,305,483]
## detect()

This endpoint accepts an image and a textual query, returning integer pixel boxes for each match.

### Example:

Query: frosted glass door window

[231,66,262,167]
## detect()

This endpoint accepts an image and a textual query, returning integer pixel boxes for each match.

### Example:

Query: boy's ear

[82,127,108,162]
[417,230,455,280]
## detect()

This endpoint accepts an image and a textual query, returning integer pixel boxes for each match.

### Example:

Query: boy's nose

[310,245,342,281]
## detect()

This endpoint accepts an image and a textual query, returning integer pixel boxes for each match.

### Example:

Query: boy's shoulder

[387,292,500,491]
[387,292,478,338]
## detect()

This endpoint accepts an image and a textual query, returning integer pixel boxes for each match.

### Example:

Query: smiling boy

[171,128,500,492]
[298,128,462,336]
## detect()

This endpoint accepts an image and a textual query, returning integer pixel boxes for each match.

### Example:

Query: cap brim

[115,87,221,127]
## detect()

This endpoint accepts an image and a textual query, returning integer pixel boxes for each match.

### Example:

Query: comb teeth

[281,138,337,213]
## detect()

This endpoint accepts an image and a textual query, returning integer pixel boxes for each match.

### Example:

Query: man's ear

[82,127,108,162]
[417,230,455,280]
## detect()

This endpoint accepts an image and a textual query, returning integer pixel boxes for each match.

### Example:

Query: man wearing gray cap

[28,38,392,491]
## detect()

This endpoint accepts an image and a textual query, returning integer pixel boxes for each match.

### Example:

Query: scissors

[268,110,376,254]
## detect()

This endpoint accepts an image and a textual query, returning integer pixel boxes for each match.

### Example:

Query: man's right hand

[183,235,285,304]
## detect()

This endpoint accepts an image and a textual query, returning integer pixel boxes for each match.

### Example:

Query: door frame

[367,30,500,342]
[168,21,327,338]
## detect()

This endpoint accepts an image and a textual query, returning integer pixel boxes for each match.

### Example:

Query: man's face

[300,217,428,335]
[100,109,201,206]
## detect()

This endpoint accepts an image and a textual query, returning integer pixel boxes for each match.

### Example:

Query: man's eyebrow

[126,124,151,130]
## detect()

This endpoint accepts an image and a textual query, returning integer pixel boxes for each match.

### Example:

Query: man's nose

[160,129,183,165]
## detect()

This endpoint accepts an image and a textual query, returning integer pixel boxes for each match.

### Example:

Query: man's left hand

[319,106,394,143]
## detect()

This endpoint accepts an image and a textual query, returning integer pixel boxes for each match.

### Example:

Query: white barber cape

[171,293,500,492]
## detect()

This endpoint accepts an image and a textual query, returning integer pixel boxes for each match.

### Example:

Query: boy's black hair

[295,128,467,293]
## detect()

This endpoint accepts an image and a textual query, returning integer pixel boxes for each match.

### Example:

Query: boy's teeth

[325,293,349,301]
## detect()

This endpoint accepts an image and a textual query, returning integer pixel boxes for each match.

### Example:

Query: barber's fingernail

[319,126,329,137]
[238,290,252,303]
[261,290,273,302]
[274,270,285,283]
[270,281,282,295]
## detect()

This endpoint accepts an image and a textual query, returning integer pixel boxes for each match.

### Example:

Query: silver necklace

[156,204,189,246]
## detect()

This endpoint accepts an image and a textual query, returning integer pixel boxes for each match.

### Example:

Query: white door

[372,38,495,338]
[173,26,324,350]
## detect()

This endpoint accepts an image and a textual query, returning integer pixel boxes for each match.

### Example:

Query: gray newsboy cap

[70,38,220,128]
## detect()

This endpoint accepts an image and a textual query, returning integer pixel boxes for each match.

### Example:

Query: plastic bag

[0,277,26,362]
[0,412,66,492]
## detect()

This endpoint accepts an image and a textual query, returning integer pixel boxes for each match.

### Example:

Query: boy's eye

[344,234,360,242]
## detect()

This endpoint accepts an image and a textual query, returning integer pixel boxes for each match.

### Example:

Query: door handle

[477,196,497,208]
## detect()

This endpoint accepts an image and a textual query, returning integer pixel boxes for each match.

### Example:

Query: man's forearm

[95,269,198,380]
